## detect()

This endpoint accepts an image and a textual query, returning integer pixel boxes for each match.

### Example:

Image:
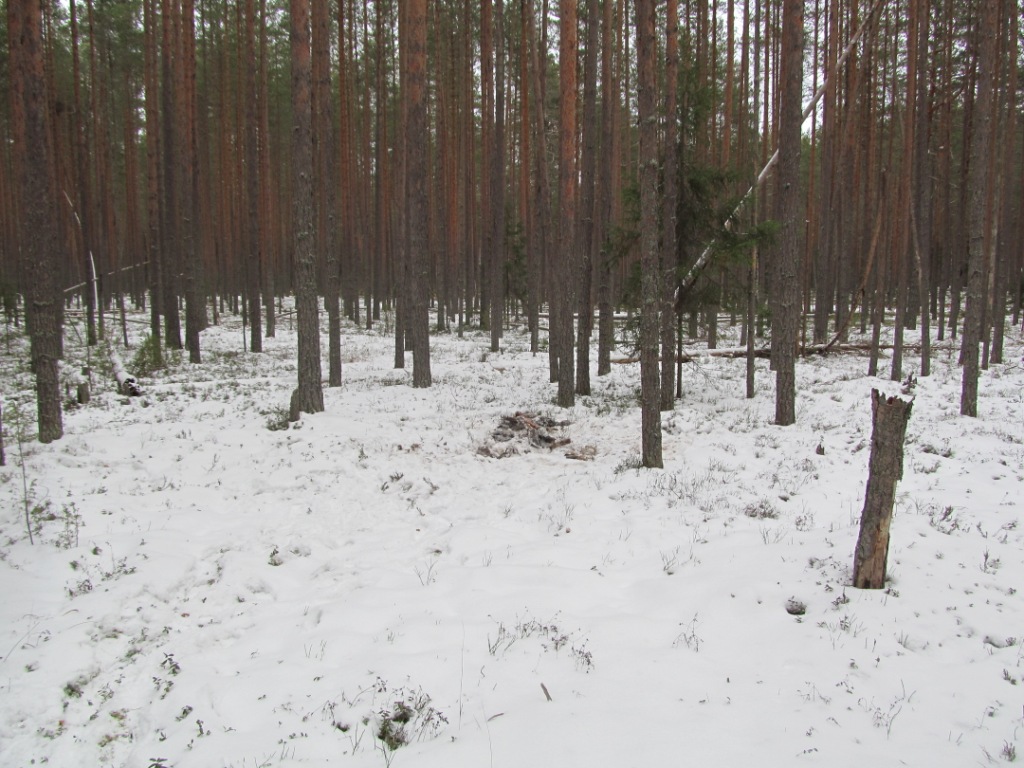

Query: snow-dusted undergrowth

[1,307,1022,767]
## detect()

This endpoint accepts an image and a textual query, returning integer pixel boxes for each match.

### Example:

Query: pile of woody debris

[477,412,594,460]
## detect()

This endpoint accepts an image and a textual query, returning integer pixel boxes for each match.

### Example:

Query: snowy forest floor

[1,306,1023,768]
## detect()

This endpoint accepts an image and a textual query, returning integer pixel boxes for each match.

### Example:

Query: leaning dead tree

[675,0,885,306]
[852,389,913,589]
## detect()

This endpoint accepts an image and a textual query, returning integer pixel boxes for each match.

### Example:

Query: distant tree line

[2,0,1021,452]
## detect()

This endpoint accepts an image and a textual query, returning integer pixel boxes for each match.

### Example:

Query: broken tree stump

[74,366,91,404]
[852,389,913,589]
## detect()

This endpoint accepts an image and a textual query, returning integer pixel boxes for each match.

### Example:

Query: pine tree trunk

[313,0,340,386]
[960,0,997,417]
[555,0,577,407]
[488,0,507,354]
[143,0,163,358]
[852,389,913,589]
[991,2,1017,365]
[773,0,803,426]
[596,0,615,377]
[290,0,324,415]
[260,0,275,339]
[12,0,64,443]
[636,0,662,468]
[69,0,98,349]
[181,0,203,364]
[160,0,182,350]
[576,0,599,396]
[243,0,263,354]
[406,0,431,387]
[659,0,679,410]
[912,0,932,376]
[526,0,549,360]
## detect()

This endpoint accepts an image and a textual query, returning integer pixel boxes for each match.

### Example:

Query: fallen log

[108,344,141,396]
[611,342,929,365]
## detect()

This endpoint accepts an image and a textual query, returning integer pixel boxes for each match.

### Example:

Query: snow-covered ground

[1,306,1022,768]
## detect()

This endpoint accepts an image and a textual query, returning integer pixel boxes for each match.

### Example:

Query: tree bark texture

[159,0,182,350]
[525,0,550,362]
[852,389,913,589]
[143,0,163,358]
[660,0,680,411]
[773,0,803,426]
[406,0,432,387]
[555,0,578,407]
[13,0,64,443]
[960,0,997,417]
[596,0,616,377]
[636,0,663,468]
[313,0,340,386]
[181,0,203,364]
[576,0,599,396]
[290,0,324,414]
[244,0,263,354]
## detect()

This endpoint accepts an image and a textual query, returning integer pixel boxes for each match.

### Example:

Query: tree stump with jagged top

[853,389,913,589]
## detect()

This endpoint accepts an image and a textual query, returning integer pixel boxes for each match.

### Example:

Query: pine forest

[2,2,1024,766]
[3,0,1024,450]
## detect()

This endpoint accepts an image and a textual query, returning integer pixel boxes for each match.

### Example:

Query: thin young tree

[69,0,98,348]
[290,0,324,416]
[86,0,111,344]
[160,0,182,350]
[486,0,508,353]
[660,0,680,410]
[555,0,578,407]
[337,0,358,328]
[244,0,263,353]
[991,2,1018,365]
[519,0,538,351]
[259,0,276,338]
[493,0,506,350]
[525,0,551,359]
[911,0,933,377]
[889,1,915,384]
[143,0,163,359]
[181,0,203,363]
[596,0,617,377]
[313,0,341,386]
[373,0,389,335]
[576,0,600,396]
